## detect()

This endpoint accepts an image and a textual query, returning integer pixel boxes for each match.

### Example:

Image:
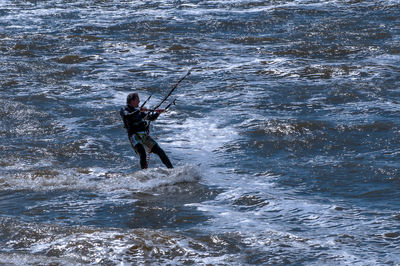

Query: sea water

[1,0,399,264]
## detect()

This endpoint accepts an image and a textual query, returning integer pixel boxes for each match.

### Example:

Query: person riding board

[120,92,173,169]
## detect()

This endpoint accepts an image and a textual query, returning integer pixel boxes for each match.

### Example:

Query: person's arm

[123,108,141,117]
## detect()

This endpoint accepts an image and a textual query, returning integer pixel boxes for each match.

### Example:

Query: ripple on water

[1,0,400,264]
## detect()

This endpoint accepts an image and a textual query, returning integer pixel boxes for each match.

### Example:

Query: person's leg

[151,143,173,168]
[134,143,148,169]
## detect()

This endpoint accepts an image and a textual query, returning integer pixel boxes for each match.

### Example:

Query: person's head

[127,92,139,107]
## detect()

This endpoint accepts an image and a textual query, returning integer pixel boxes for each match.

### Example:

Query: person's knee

[135,144,146,156]
[135,144,147,169]
[151,144,162,155]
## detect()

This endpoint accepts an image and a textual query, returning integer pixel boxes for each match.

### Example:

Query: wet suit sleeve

[122,109,141,117]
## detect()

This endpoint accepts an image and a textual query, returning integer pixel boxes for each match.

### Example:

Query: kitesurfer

[120,92,173,169]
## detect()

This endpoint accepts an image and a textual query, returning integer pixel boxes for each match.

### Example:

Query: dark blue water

[1,0,400,264]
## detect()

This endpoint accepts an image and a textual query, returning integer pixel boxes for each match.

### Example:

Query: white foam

[0,165,202,193]
[0,252,81,266]
[162,116,239,162]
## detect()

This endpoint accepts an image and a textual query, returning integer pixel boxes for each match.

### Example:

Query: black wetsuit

[120,105,173,169]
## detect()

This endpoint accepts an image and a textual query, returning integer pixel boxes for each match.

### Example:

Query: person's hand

[154,109,165,114]
[140,107,148,112]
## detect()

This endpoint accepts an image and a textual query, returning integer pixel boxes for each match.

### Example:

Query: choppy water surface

[1,0,400,264]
